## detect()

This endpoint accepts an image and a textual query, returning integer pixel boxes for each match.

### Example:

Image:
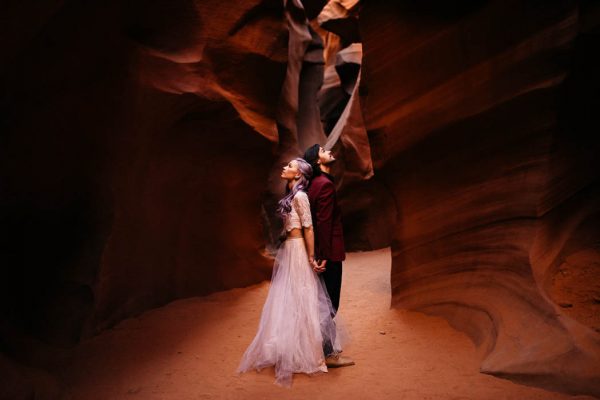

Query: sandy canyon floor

[60,248,597,399]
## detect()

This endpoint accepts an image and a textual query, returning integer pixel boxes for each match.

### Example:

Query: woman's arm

[303,225,315,264]
[294,192,316,265]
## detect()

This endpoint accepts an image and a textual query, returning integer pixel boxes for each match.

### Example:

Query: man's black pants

[322,261,342,356]
[322,261,342,313]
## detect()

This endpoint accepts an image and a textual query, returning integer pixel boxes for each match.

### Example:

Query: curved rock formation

[358,0,600,395]
[2,0,600,398]
[1,1,287,396]
[264,0,373,247]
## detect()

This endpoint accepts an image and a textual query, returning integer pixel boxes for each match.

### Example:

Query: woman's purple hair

[277,158,313,217]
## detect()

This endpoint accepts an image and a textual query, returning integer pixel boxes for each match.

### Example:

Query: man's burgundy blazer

[307,173,346,262]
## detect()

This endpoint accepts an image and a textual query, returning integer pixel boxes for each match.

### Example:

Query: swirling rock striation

[1,1,287,397]
[358,0,600,395]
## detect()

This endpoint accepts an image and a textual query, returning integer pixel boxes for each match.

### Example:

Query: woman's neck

[320,164,331,175]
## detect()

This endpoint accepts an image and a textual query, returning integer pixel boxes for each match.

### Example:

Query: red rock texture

[1,1,287,396]
[358,0,600,396]
[2,0,600,398]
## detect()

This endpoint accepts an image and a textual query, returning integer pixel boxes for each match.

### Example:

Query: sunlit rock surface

[359,0,600,395]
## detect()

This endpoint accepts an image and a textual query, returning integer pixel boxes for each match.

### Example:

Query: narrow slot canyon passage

[2,0,600,399]
[57,249,594,399]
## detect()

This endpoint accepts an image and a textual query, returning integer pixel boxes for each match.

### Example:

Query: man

[303,144,354,368]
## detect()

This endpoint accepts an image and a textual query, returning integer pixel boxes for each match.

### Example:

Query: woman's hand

[312,259,327,274]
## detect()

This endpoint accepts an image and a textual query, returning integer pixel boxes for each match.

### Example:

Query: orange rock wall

[2,0,600,398]
[358,0,600,395]
[0,0,286,348]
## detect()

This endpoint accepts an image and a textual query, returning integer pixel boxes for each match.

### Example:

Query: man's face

[318,146,336,165]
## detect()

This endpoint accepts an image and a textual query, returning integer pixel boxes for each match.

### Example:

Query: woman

[237,158,340,387]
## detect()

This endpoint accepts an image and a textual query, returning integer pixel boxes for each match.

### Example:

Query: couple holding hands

[238,144,354,387]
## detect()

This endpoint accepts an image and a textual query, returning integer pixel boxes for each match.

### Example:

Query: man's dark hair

[303,144,321,177]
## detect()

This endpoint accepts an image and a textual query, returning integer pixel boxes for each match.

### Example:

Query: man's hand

[312,259,327,274]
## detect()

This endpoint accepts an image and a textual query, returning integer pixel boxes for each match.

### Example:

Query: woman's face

[281,160,300,181]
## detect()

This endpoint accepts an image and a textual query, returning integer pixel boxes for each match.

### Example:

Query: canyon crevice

[1,0,599,398]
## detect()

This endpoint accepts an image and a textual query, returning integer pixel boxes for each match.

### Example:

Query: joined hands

[310,259,327,274]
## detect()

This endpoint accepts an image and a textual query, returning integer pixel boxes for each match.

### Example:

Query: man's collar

[321,170,335,182]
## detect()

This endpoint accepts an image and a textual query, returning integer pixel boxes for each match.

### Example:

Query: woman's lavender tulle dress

[237,191,343,387]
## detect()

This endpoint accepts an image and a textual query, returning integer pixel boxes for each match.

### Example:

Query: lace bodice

[284,191,313,232]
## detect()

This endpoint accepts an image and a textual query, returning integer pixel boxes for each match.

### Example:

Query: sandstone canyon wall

[1,0,600,398]
[358,0,600,396]
[1,1,288,397]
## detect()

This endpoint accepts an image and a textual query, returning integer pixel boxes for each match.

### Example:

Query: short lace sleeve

[293,191,313,228]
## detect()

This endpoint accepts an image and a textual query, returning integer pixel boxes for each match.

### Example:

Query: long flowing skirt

[237,237,341,387]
